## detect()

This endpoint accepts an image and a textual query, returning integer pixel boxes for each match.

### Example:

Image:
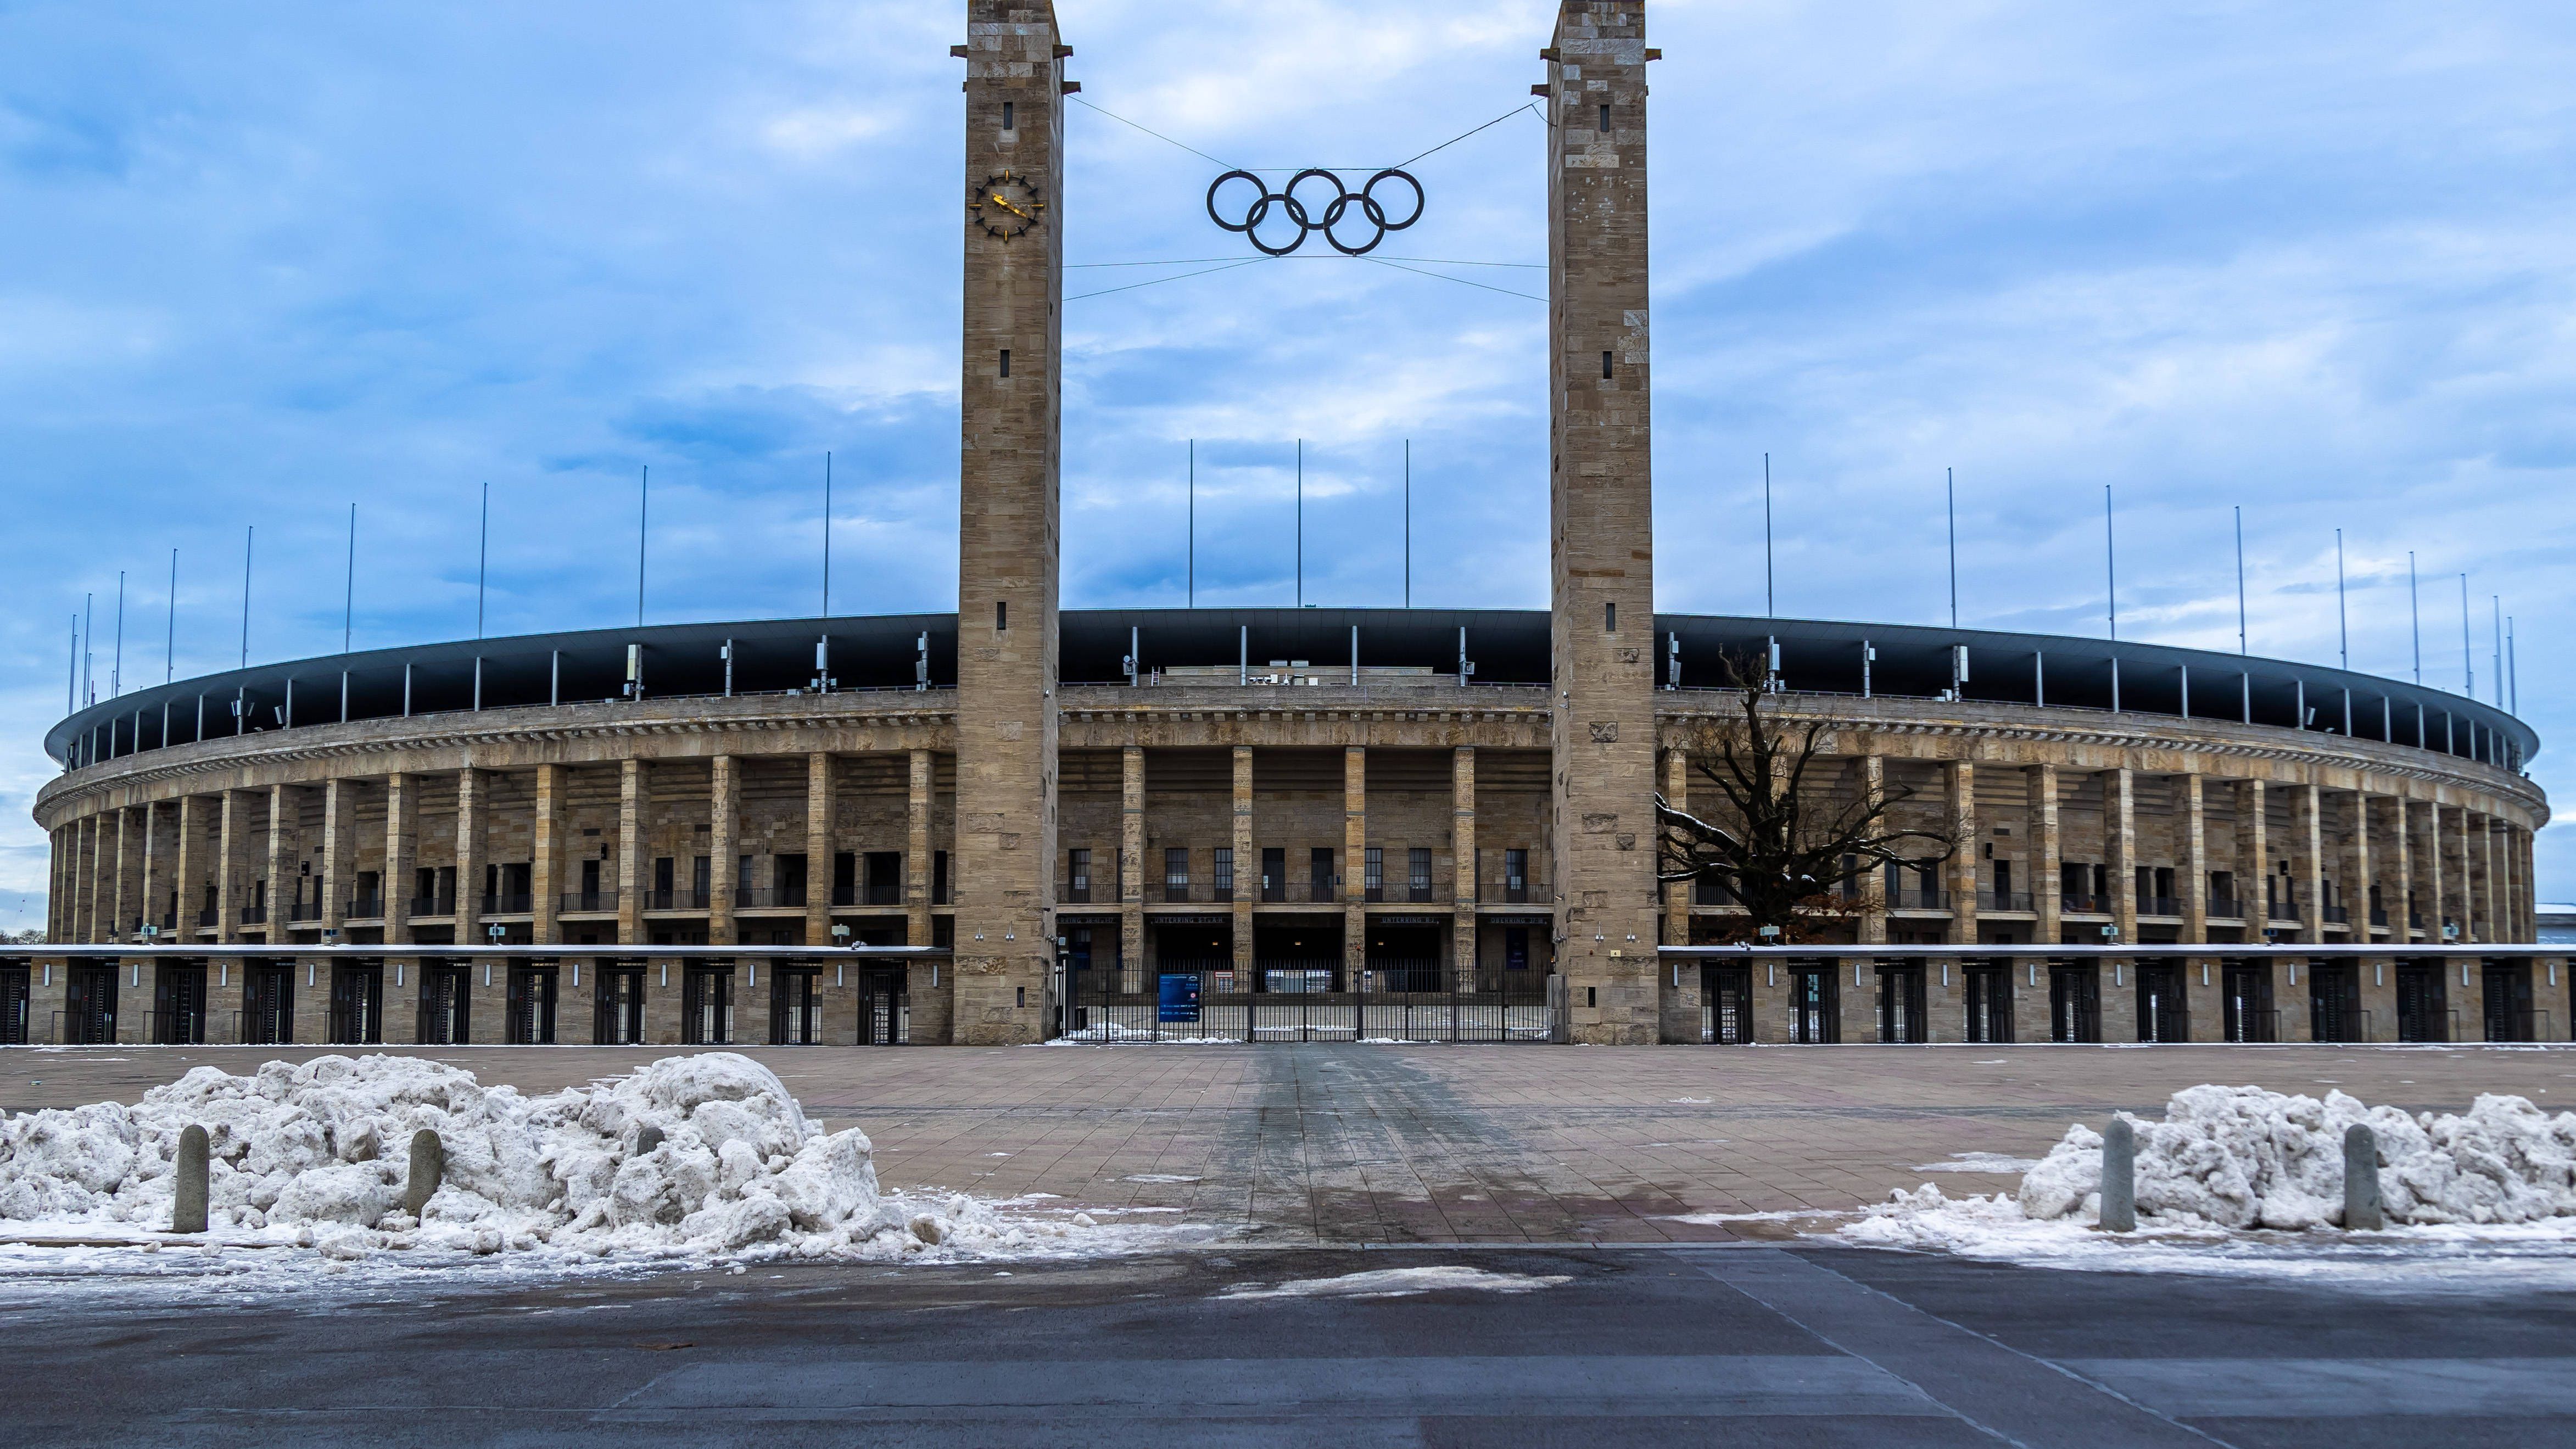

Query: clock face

[970,172,1046,240]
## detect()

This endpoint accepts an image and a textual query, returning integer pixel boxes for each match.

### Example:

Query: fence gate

[2132,964,2189,1043]
[683,967,734,1045]
[2395,960,2446,1042]
[507,963,558,1044]
[594,966,646,1045]
[2218,961,2271,1043]
[2483,960,2535,1042]
[2050,964,2101,1043]
[1963,962,2013,1044]
[1876,964,1927,1044]
[330,961,383,1044]
[1787,963,1839,1044]
[0,961,26,1045]
[1064,960,1551,1044]
[2308,963,2363,1043]
[66,964,117,1044]
[859,967,908,1045]
[418,962,470,1045]
[154,960,208,1045]
[1702,964,1752,1044]
[243,962,293,1045]
[770,969,822,1045]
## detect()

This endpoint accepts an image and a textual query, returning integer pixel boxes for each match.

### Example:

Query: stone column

[215,791,239,945]
[531,764,562,946]
[2182,775,2209,944]
[174,796,199,941]
[951,0,1068,1045]
[907,749,935,949]
[2291,784,2324,945]
[2239,780,2269,937]
[2377,796,2411,944]
[2028,764,2059,948]
[806,751,835,948]
[137,804,164,940]
[1545,0,1659,1044]
[711,756,738,944]
[2106,768,2138,945]
[454,769,484,949]
[1859,756,1891,944]
[2419,801,2448,941]
[2451,808,2476,943]
[2344,790,2373,943]
[1947,762,1979,944]
[384,774,415,946]
[1456,746,1483,984]
[107,807,131,942]
[616,760,644,946]
[320,780,351,940]
[265,785,294,942]
[2482,817,2502,944]
[82,814,104,942]
[1120,745,1144,976]
[1232,746,1255,978]
[1343,746,1367,986]
[1655,747,1684,946]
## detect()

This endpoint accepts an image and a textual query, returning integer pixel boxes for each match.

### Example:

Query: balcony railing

[344,896,385,921]
[287,902,323,923]
[2060,893,2107,915]
[2208,897,2245,921]
[2323,904,2351,925]
[410,895,456,918]
[1983,891,2036,913]
[644,888,711,911]
[830,884,903,908]
[480,892,534,915]
[1362,881,1451,905]
[2139,896,2181,919]
[1058,881,1094,905]
[558,891,618,914]
[1257,879,1339,905]
[2370,907,2390,928]
[2269,902,2302,922]
[735,887,807,909]
[238,905,267,925]
[195,908,217,927]
[1888,888,1949,911]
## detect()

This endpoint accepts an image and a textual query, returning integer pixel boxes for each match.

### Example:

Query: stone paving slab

[5,1042,2573,1243]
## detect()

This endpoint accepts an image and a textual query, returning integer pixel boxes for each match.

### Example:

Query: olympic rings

[1206,167,1424,256]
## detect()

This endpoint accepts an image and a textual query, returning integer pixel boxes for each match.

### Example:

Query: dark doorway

[2138,964,2190,1043]
[1876,964,1926,1043]
[1364,923,1443,993]
[1702,964,1753,1044]
[506,961,558,1044]
[0,961,27,1045]
[595,965,646,1045]
[2309,961,2363,1043]
[772,969,822,1044]
[329,960,382,1044]
[683,966,734,1045]
[2050,964,2100,1043]
[154,960,208,1044]
[66,963,117,1044]
[2484,960,2535,1043]
[418,960,470,1045]
[1251,921,1338,992]
[1963,962,2013,1044]
[2396,960,2446,1042]
[2220,961,2272,1043]
[860,966,908,1045]
[1788,963,1838,1044]
[243,960,293,1045]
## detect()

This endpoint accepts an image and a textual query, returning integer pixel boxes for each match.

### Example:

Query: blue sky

[4,0,2573,933]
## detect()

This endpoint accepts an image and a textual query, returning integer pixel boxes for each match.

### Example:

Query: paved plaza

[9,1041,2573,1241]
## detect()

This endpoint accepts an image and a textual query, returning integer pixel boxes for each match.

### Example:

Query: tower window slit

[1605,602,1617,633]
[1599,104,1611,132]
[996,600,1008,632]
[1002,100,1014,131]
[1601,350,1613,379]
[999,348,1010,378]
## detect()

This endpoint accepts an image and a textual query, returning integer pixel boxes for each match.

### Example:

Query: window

[1605,601,1617,632]
[1504,848,1529,904]
[1213,848,1235,901]
[1164,846,1190,902]
[1261,847,1286,903]
[1066,848,1091,903]
[998,348,1011,378]
[996,600,1008,631]
[775,853,808,908]
[933,849,950,905]
[1408,847,1433,903]
[1599,103,1611,132]
[1002,100,1015,131]
[1364,847,1384,903]
[864,852,902,907]
[1601,350,1614,380]
[692,855,710,905]
[1310,847,1335,903]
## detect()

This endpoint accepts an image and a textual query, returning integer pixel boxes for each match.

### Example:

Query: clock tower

[952,1,1068,1043]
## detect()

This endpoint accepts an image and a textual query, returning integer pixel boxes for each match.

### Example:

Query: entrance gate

[243,961,293,1045]
[154,960,208,1044]
[507,962,558,1044]
[1963,961,2013,1044]
[0,961,26,1045]
[1065,961,1550,1043]
[1876,964,1926,1044]
[594,965,646,1045]
[2308,962,2363,1042]
[2220,961,2273,1043]
[2395,959,2446,1042]
[418,961,470,1045]
[1701,964,1752,1044]
[2483,960,2535,1042]
[330,961,383,1044]
[1787,963,1838,1044]
[860,966,908,1045]
[683,967,733,1045]
[65,964,117,1044]
[770,969,822,1045]
[2050,964,2100,1043]
[2136,964,2190,1043]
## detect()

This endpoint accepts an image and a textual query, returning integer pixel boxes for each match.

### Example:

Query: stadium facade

[26,2,2549,1048]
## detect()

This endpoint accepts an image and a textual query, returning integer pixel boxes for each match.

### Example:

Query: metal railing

[1983,891,2035,913]
[237,905,267,925]
[481,893,534,915]
[410,895,456,917]
[2208,897,2246,921]
[2140,896,2181,918]
[287,902,322,923]
[2269,902,2303,922]
[645,888,712,911]
[558,891,618,914]
[734,887,807,909]
[195,908,217,927]
[831,884,902,908]
[2323,904,2351,925]
[1888,888,1949,911]
[344,896,385,920]
[1256,879,1340,905]
[2060,893,2107,915]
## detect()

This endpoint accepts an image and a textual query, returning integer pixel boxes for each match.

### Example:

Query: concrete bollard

[402,1129,445,1218]
[172,1124,210,1235]
[634,1124,664,1156]
[2099,1118,2137,1233]
[2344,1122,2384,1230]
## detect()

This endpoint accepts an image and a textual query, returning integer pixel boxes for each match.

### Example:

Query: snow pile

[1847,1084,2576,1253]
[0,1053,1155,1265]
[1221,1266,1571,1299]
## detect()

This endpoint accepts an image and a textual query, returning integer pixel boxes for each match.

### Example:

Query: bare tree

[1658,658,1956,942]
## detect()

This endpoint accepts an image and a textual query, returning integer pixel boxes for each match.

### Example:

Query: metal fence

[1064,963,1554,1043]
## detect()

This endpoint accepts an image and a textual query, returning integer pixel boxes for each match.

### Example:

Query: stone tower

[953,1,1068,1044]
[1545,0,1660,1043]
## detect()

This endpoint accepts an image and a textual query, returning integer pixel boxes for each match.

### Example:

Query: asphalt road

[13,1243,2576,1448]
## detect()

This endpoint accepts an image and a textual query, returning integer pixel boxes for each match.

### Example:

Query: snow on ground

[1841,1084,2576,1284]
[1220,1266,1571,1299]
[0,1053,1205,1288]
[1914,1153,2044,1174]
